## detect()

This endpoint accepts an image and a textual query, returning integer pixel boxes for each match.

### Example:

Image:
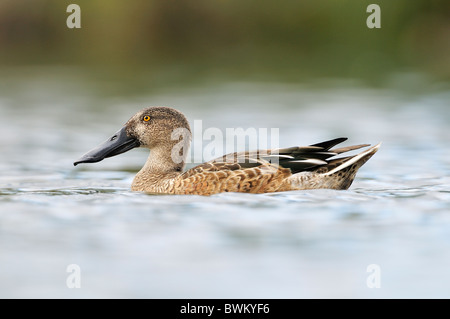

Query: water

[1,70,449,298]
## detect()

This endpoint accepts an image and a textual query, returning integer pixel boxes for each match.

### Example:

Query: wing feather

[182,137,372,178]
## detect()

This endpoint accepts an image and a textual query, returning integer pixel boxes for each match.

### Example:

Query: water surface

[1,71,449,298]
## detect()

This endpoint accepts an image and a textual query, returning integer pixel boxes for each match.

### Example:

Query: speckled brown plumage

[75,107,380,195]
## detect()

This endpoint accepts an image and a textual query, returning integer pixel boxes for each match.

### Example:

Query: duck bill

[73,126,140,166]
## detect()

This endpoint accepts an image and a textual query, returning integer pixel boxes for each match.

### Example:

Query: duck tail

[321,143,381,189]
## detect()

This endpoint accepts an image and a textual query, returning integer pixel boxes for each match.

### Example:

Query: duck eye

[143,115,151,122]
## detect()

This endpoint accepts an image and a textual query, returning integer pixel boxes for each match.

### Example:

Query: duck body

[74,107,380,195]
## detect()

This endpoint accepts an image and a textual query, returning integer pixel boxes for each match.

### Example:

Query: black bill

[73,126,140,166]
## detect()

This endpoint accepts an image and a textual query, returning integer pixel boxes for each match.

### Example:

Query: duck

[74,106,380,195]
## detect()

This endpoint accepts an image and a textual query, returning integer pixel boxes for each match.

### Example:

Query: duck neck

[145,144,186,174]
[132,143,187,192]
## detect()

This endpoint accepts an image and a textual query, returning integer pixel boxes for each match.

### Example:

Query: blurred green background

[0,0,448,89]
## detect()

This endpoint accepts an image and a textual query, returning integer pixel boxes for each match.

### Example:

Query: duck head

[74,107,191,168]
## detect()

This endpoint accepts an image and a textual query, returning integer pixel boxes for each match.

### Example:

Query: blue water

[0,71,449,298]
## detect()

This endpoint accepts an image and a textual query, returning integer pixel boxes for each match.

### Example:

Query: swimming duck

[74,107,380,195]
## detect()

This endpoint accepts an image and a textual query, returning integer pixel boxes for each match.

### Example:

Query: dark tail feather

[310,137,347,150]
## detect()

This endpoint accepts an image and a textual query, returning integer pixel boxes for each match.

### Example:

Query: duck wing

[179,159,290,195]
[204,137,369,174]
[180,162,252,179]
